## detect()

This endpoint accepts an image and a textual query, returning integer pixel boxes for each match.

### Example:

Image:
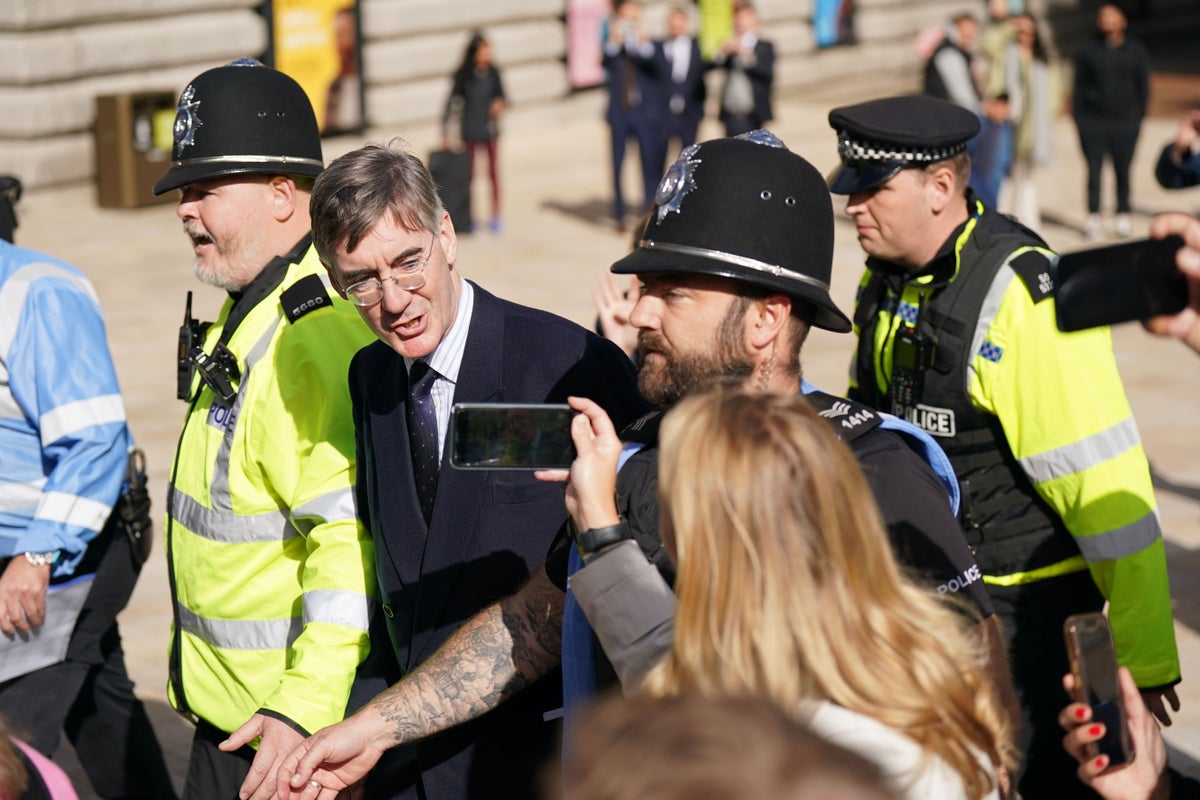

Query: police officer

[827,94,1180,799]
[153,60,377,800]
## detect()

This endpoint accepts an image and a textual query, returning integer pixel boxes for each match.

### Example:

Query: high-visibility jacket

[848,202,1179,689]
[166,239,377,737]
[0,241,130,577]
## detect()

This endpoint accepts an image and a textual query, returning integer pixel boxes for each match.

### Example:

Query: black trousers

[1076,116,1142,214]
[181,719,254,800]
[0,530,178,800]
[989,570,1105,800]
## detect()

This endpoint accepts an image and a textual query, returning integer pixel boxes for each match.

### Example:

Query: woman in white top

[562,385,1014,800]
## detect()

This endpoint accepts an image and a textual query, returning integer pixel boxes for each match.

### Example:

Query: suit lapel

[408,285,504,665]
[364,344,427,591]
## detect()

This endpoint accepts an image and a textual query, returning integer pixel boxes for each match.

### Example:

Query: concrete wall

[1,0,1193,191]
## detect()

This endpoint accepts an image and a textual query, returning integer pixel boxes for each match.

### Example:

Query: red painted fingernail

[1088,725,1103,737]
[1095,756,1108,769]
[1074,707,1087,719]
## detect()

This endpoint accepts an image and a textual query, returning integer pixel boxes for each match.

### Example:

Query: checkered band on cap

[837,131,967,164]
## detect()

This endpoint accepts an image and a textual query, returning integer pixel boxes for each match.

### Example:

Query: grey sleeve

[933,49,981,113]
[568,540,676,693]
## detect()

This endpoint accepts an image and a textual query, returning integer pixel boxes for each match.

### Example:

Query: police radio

[188,344,240,404]
[177,292,208,401]
[178,292,239,403]
[889,325,934,419]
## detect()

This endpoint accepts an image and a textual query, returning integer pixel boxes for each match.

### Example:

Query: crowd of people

[601,1,775,229]
[922,2,1162,240]
[2,2,1200,799]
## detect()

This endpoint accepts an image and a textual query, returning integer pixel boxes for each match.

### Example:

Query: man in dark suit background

[603,0,663,230]
[297,141,644,800]
[713,3,775,136]
[652,6,707,169]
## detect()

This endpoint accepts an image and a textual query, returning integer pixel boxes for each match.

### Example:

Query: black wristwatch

[575,520,634,561]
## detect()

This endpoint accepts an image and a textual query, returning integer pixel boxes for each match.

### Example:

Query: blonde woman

[561,386,1013,800]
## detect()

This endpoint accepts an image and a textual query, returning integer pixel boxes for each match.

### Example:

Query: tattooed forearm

[368,566,566,747]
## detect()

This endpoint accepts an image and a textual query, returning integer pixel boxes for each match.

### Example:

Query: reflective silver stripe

[36,490,110,530]
[170,484,297,544]
[966,245,1056,385]
[965,251,1022,387]
[0,479,45,510]
[171,154,324,170]
[40,394,126,446]
[210,319,280,511]
[177,603,301,651]
[1075,512,1162,563]
[1020,416,1142,484]
[292,488,358,536]
[0,262,100,382]
[303,589,371,632]
[639,239,833,293]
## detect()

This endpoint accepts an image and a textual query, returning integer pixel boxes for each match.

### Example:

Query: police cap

[611,131,851,333]
[152,59,323,195]
[825,95,980,195]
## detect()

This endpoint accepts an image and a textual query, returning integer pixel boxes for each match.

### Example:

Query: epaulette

[280,274,333,324]
[804,390,884,443]
[620,408,665,445]
[1008,249,1055,304]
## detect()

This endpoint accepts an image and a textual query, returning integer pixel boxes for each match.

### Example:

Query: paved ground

[12,70,1200,796]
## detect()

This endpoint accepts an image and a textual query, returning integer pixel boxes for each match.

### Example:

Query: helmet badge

[173,84,202,151]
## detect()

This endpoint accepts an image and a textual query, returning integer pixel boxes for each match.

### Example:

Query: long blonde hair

[643,386,1012,799]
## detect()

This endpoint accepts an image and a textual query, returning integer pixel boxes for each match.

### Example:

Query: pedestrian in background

[989,12,1061,229]
[1072,3,1151,239]
[712,3,774,136]
[442,32,507,234]
[652,6,706,170]
[602,0,661,231]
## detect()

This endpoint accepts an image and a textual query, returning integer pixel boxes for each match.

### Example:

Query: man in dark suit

[713,3,775,136]
[292,141,644,800]
[652,6,707,170]
[603,0,663,229]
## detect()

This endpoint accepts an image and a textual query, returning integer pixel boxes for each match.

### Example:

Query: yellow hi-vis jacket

[166,243,377,736]
[849,208,1179,689]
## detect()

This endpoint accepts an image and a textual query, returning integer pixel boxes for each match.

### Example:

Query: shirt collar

[405,278,474,384]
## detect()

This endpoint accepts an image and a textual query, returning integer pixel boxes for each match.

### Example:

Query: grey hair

[310,138,444,269]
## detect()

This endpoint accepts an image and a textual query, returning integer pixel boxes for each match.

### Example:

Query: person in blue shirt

[0,239,176,799]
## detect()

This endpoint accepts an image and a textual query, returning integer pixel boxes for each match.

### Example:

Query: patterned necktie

[406,360,440,523]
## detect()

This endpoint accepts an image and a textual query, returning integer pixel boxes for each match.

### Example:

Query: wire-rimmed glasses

[343,234,435,306]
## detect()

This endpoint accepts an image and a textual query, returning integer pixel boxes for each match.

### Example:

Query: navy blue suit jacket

[603,40,663,128]
[351,282,644,800]
[655,36,707,125]
[716,39,775,125]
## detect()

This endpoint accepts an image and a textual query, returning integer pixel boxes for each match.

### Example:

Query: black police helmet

[152,59,323,195]
[611,131,851,333]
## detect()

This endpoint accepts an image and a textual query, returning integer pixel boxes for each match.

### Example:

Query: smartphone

[449,403,577,470]
[1063,612,1134,771]
[1054,235,1187,332]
